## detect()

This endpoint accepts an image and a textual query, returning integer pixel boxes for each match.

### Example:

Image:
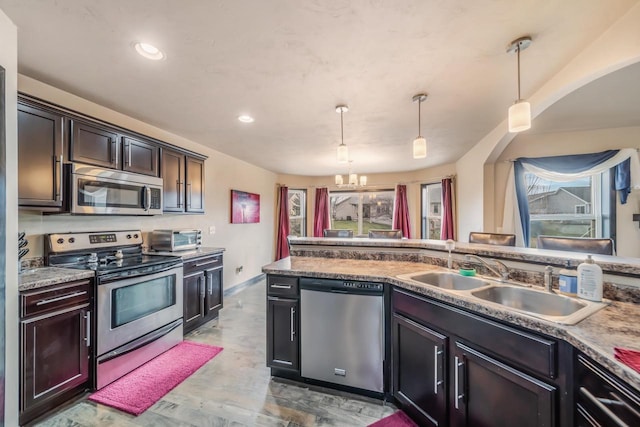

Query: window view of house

[526,171,612,247]
[421,183,442,239]
[329,191,394,236]
[288,189,306,237]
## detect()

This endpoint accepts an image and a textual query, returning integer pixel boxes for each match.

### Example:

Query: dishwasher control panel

[343,281,383,291]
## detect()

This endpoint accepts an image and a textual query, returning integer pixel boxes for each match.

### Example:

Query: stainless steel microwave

[150,229,202,251]
[70,163,163,215]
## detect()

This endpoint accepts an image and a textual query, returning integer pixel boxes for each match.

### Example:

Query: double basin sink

[397,271,608,325]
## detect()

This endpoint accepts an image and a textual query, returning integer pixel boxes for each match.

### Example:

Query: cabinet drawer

[267,275,299,297]
[393,287,557,378]
[21,280,91,318]
[184,255,222,274]
[576,354,640,426]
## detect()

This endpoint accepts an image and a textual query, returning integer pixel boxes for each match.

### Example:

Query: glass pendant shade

[349,173,358,186]
[359,176,367,186]
[337,143,349,163]
[413,136,427,159]
[335,174,343,185]
[508,101,531,132]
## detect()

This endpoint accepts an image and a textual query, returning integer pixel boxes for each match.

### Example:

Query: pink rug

[369,410,419,427]
[89,341,223,416]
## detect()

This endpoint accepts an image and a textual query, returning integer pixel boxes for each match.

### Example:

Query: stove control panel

[47,230,144,253]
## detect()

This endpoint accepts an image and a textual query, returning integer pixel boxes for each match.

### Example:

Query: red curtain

[275,186,290,260]
[313,187,330,237]
[441,178,455,240]
[392,184,411,238]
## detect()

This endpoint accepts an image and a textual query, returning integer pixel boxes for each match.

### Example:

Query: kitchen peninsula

[263,237,640,426]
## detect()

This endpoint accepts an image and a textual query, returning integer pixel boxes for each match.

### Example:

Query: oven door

[70,164,163,215]
[96,265,183,356]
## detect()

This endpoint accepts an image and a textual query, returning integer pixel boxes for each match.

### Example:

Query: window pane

[526,173,601,247]
[421,183,443,239]
[330,191,394,236]
[288,189,306,237]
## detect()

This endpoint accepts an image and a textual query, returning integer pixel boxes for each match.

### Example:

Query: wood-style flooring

[35,279,396,426]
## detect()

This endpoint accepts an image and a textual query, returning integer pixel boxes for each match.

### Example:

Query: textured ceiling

[0,0,637,176]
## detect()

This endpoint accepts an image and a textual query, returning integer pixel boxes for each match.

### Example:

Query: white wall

[1,8,19,427]
[18,76,277,291]
[494,127,640,258]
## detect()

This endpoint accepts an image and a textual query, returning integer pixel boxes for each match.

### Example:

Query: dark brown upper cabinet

[186,156,205,213]
[18,103,65,208]
[69,119,120,169]
[161,148,205,213]
[122,136,159,177]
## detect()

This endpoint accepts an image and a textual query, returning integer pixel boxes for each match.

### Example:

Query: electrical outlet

[235,266,243,274]
[209,226,216,235]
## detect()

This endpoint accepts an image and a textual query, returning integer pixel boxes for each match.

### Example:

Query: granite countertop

[19,267,95,292]
[145,247,225,260]
[263,256,640,392]
[288,236,640,275]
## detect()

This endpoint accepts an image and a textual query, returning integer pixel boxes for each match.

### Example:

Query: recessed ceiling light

[238,115,255,123]
[134,42,165,60]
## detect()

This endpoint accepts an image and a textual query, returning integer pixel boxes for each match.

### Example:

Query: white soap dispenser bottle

[577,255,603,302]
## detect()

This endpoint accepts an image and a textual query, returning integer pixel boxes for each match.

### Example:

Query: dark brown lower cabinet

[20,280,92,426]
[183,254,224,334]
[392,287,560,427]
[392,313,447,426]
[183,271,206,332]
[451,342,556,427]
[266,297,299,371]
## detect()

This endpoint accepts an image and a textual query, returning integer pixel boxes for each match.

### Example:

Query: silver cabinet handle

[208,273,213,295]
[54,154,63,201]
[36,290,87,306]
[579,387,628,427]
[127,141,132,166]
[199,276,205,316]
[271,284,292,289]
[187,182,192,208]
[290,307,295,342]
[195,259,220,268]
[434,345,444,394]
[110,138,117,164]
[176,180,182,207]
[455,356,464,409]
[85,311,91,347]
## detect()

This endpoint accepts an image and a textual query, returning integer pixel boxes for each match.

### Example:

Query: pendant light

[335,160,367,188]
[336,105,349,163]
[507,36,532,133]
[412,94,428,159]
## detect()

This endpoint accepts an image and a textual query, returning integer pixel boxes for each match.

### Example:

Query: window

[526,170,614,247]
[329,190,394,236]
[288,189,306,237]
[421,183,442,239]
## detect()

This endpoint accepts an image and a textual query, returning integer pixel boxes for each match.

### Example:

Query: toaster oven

[150,229,202,251]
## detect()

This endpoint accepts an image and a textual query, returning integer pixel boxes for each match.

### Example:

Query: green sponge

[459,268,476,276]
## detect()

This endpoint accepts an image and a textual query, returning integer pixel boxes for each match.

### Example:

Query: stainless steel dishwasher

[300,277,384,393]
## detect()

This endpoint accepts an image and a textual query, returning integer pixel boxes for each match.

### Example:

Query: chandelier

[335,161,367,188]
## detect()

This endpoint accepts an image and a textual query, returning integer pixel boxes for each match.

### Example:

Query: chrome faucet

[544,266,555,293]
[465,254,510,281]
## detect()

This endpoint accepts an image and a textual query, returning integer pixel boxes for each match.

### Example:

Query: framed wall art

[230,189,260,224]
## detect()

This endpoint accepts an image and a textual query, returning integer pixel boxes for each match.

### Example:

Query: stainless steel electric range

[46,230,184,389]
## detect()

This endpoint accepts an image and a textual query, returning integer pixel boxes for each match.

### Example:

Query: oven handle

[98,262,183,284]
[97,319,183,364]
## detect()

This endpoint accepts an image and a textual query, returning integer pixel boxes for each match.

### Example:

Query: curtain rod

[277,174,456,189]
[504,147,640,163]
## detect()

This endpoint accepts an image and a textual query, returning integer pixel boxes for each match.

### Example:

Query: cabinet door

[185,156,205,213]
[70,120,120,169]
[18,103,64,207]
[20,307,89,417]
[122,136,159,176]
[267,297,299,371]
[205,267,223,318]
[451,342,556,427]
[161,148,185,212]
[392,313,448,427]
[183,272,205,333]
